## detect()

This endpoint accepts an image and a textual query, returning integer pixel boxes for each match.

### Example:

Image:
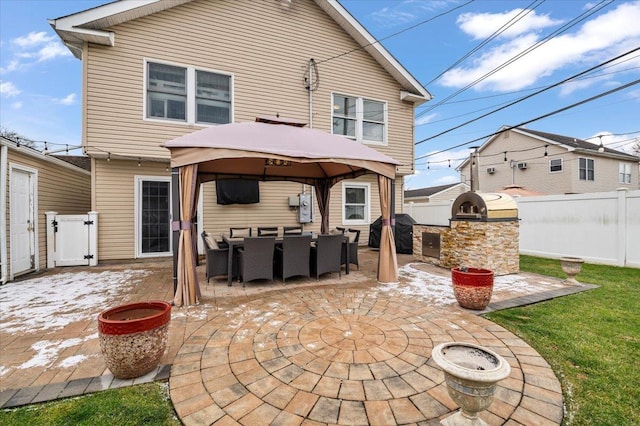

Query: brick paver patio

[0,249,596,425]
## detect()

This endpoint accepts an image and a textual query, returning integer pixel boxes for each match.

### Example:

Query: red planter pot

[451,268,494,310]
[98,301,171,379]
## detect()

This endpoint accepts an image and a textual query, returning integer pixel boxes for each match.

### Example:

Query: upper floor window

[579,157,594,181]
[146,61,231,125]
[619,163,632,184]
[549,158,563,173]
[332,94,386,145]
[342,182,370,225]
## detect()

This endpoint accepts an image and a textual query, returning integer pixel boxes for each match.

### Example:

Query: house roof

[52,155,92,171]
[404,182,468,199]
[458,126,639,169]
[0,137,91,175]
[49,0,431,103]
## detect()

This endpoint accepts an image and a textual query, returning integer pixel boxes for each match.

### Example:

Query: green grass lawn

[486,255,640,425]
[0,382,180,426]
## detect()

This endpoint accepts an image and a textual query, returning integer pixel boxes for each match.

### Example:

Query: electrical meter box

[299,193,312,223]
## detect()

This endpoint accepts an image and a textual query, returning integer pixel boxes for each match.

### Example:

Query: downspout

[0,144,7,284]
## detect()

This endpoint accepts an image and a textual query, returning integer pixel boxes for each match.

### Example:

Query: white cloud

[415,112,438,126]
[0,81,21,97]
[370,0,458,28]
[37,42,72,62]
[11,101,23,110]
[2,31,71,73]
[56,93,77,105]
[433,175,460,185]
[13,31,55,48]
[457,9,562,40]
[441,2,640,92]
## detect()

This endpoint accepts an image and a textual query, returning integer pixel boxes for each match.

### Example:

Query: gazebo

[163,117,400,306]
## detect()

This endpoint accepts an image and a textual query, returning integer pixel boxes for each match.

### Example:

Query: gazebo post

[171,167,180,295]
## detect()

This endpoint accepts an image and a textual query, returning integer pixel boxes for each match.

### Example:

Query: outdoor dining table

[221,232,349,285]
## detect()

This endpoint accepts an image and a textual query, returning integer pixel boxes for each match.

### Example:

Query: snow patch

[0,270,150,334]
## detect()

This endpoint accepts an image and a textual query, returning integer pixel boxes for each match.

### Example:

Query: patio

[0,249,596,424]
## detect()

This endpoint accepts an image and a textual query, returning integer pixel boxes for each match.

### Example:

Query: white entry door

[10,167,36,276]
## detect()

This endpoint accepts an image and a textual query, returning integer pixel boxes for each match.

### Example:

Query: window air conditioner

[517,162,528,170]
[486,167,495,174]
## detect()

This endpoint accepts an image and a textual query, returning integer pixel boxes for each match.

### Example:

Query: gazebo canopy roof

[162,121,399,186]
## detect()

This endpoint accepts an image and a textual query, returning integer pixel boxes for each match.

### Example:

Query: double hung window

[549,158,563,173]
[342,182,370,225]
[146,61,231,125]
[579,158,594,181]
[332,94,386,144]
[619,163,632,184]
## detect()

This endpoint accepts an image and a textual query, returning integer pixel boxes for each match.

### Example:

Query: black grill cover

[368,214,416,254]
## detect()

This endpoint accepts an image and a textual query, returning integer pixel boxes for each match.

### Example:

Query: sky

[1,0,639,189]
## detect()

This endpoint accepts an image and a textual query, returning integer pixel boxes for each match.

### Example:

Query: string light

[504,152,507,161]
[43,142,49,154]
[544,144,548,156]
[137,158,141,167]
[107,152,111,162]
[448,159,451,168]
[598,135,605,152]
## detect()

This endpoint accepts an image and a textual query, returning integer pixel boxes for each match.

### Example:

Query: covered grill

[451,192,518,221]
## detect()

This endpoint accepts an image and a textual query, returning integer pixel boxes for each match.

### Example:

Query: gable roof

[458,126,639,169]
[405,182,469,199]
[49,0,431,103]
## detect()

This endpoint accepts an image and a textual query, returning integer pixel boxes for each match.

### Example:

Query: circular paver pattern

[170,285,561,425]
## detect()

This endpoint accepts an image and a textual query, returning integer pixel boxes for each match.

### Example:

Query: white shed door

[10,168,36,275]
[55,215,90,266]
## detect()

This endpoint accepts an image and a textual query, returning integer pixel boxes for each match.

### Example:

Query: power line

[415,46,640,143]
[316,0,475,66]
[416,78,640,160]
[424,0,545,86]
[416,0,614,118]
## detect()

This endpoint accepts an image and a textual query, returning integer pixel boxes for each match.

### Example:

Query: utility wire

[415,46,640,143]
[425,0,545,86]
[416,78,640,160]
[316,0,474,65]
[417,0,614,118]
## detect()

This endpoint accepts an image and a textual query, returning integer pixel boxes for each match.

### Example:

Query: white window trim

[549,158,563,173]
[619,162,632,184]
[143,58,234,126]
[342,181,371,225]
[134,175,172,259]
[331,92,388,146]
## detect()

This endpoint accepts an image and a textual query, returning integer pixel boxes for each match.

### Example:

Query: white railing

[404,189,640,268]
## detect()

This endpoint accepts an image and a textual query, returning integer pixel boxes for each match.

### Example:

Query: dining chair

[310,233,343,280]
[341,228,360,271]
[237,236,276,286]
[230,227,252,238]
[257,226,278,236]
[275,235,312,282]
[201,231,235,282]
[283,225,303,235]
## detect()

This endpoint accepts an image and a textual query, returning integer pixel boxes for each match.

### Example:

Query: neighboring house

[0,137,91,283]
[404,183,469,203]
[50,0,431,261]
[458,126,639,194]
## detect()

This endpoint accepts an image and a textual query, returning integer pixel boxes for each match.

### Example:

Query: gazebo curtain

[313,179,331,234]
[377,175,398,282]
[173,164,201,306]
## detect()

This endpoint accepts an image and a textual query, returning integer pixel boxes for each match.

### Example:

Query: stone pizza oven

[414,191,520,275]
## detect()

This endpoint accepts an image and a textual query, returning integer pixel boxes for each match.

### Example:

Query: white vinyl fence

[405,189,639,268]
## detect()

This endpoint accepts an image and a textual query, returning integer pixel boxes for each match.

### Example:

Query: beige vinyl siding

[94,158,169,260]
[429,186,468,203]
[5,148,90,274]
[84,0,414,168]
[86,0,418,260]
[200,174,403,247]
[461,130,639,194]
